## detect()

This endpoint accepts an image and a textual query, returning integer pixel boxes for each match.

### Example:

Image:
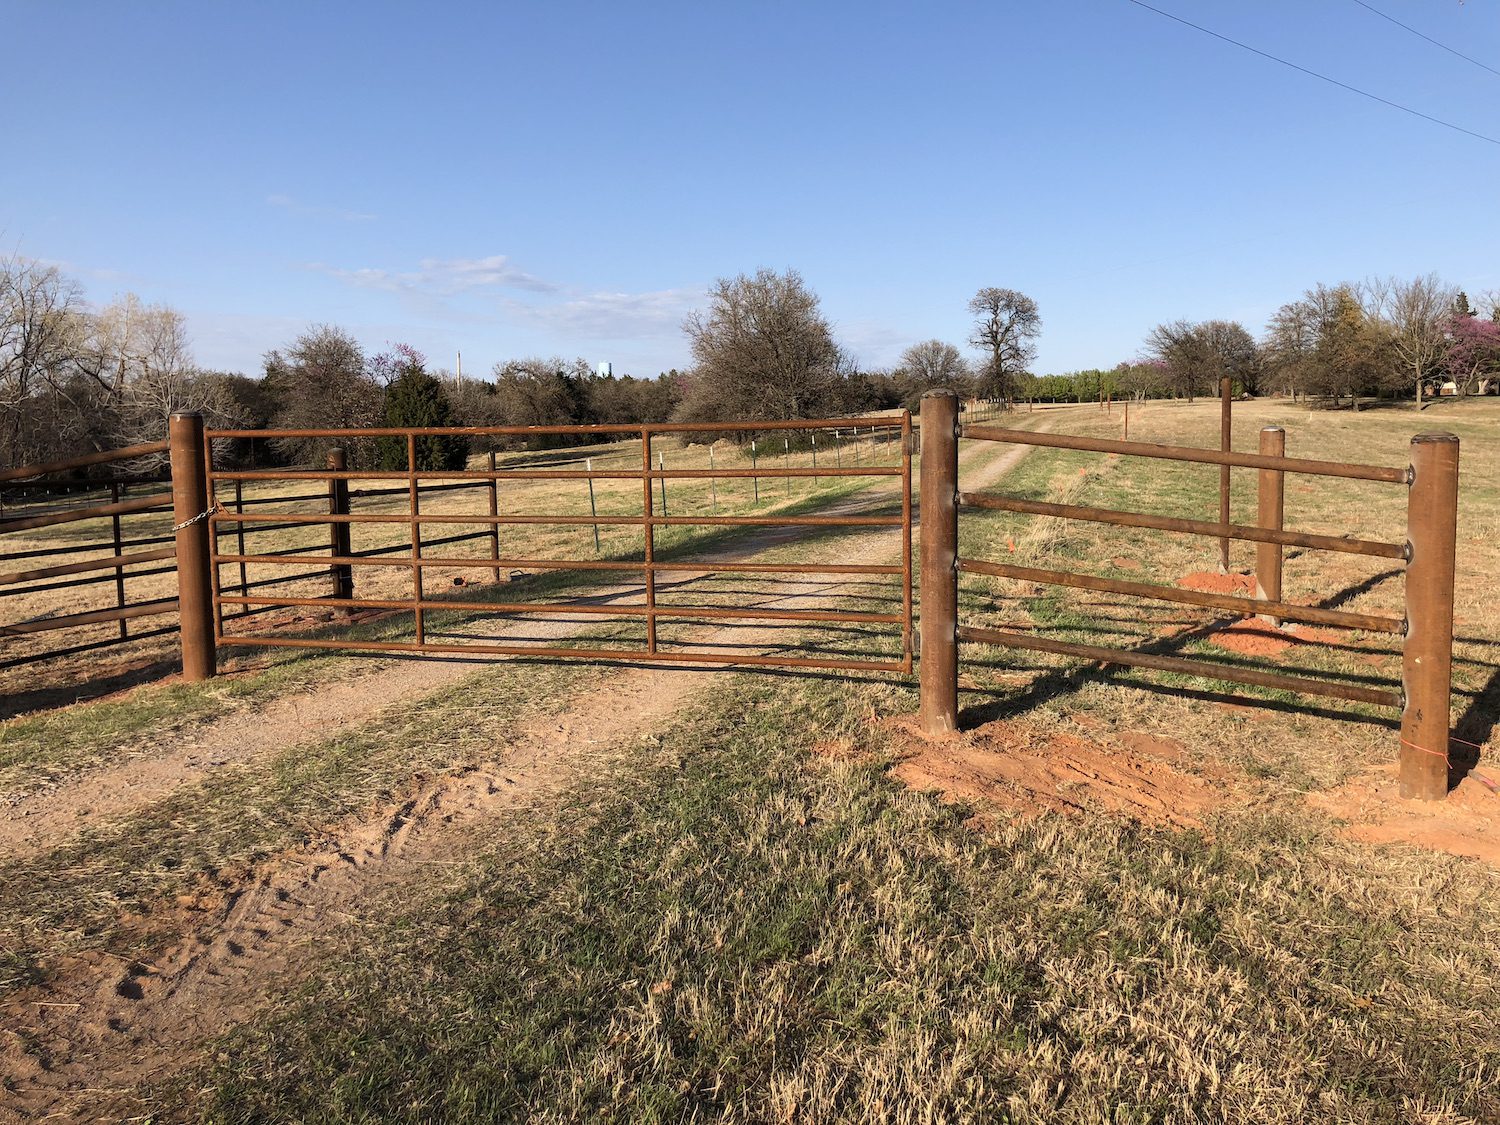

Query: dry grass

[159,666,1500,1124]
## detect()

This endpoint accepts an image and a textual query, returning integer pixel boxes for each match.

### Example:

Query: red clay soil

[1202,619,1347,657]
[888,717,1231,830]
[1309,764,1500,868]
[1177,570,1256,595]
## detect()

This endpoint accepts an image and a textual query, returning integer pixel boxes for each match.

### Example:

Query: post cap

[1410,432,1459,444]
[920,388,959,399]
[169,410,205,420]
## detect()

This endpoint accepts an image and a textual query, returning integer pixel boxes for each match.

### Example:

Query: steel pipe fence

[917,390,1461,801]
[1,441,179,666]
[191,414,914,676]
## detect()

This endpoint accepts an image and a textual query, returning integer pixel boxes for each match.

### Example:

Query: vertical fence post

[110,482,128,639]
[642,430,657,654]
[1219,377,1232,573]
[751,439,759,505]
[169,410,216,681]
[233,479,248,611]
[327,447,353,603]
[1254,426,1285,626]
[919,390,960,737]
[407,433,423,645]
[708,445,718,513]
[1123,399,1130,440]
[487,450,501,583]
[586,456,601,552]
[1401,432,1460,801]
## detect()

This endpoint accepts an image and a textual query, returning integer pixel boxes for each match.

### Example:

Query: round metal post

[1255,426,1285,625]
[327,447,354,602]
[1401,432,1460,800]
[1219,376,1232,573]
[919,390,960,737]
[169,411,216,680]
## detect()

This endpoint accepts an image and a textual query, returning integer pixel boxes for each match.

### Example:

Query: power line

[1125,0,1500,148]
[1349,0,1500,80]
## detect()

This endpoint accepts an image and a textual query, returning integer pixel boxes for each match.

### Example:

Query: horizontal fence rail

[195,414,915,676]
[924,391,1460,801]
[2,445,180,671]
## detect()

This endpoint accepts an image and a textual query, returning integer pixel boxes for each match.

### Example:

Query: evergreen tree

[376,345,469,471]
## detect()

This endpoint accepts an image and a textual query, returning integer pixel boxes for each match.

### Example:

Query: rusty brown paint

[958,557,1400,634]
[327,448,354,602]
[1219,377,1232,573]
[959,492,1404,559]
[1255,427,1286,626]
[958,625,1401,708]
[0,440,168,483]
[169,412,216,680]
[1400,433,1460,800]
[919,391,959,736]
[961,424,1407,483]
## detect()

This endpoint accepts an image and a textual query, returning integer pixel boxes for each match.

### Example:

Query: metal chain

[171,501,223,532]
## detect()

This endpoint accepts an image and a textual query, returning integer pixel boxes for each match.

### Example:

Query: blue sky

[5,0,1497,379]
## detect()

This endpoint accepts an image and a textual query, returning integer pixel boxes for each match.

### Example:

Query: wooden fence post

[1255,426,1285,625]
[919,390,960,737]
[169,411,216,681]
[1401,432,1460,800]
[327,447,354,602]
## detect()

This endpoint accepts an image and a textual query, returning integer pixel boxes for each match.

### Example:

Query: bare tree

[897,339,971,403]
[967,287,1040,404]
[676,268,842,424]
[0,255,86,463]
[263,325,381,466]
[1373,273,1457,408]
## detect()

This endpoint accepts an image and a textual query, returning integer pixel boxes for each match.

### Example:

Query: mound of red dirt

[1309,764,1500,868]
[887,717,1231,829]
[1177,570,1255,595]
[1202,619,1347,657]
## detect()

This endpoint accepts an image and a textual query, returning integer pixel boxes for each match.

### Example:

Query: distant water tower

[597,361,613,377]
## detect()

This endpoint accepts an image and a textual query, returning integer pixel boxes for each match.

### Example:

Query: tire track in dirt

[0,569,899,1122]
[0,427,1048,1121]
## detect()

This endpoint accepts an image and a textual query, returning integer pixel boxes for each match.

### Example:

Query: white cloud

[310,254,560,296]
[503,287,702,339]
[266,193,376,223]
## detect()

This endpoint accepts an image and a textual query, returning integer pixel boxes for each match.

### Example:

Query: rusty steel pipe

[957,558,1401,634]
[1,599,180,636]
[0,492,173,534]
[0,546,176,587]
[901,409,914,671]
[217,593,902,626]
[203,416,907,440]
[1219,377,1232,573]
[642,429,657,653]
[960,424,1407,483]
[0,439,168,483]
[959,625,1401,708]
[486,451,501,583]
[169,412,216,680]
[215,633,909,673]
[407,433,424,645]
[958,492,1404,559]
[1256,427,1286,626]
[919,390,960,736]
[327,448,354,602]
[213,552,903,576]
[1400,433,1460,800]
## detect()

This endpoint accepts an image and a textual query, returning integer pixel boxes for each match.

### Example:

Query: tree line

[5,254,1494,473]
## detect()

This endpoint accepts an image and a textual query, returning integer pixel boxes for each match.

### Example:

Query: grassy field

[3,399,1499,1122]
